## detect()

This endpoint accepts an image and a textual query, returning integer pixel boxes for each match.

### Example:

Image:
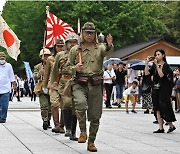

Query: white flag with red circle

[0,16,20,61]
[45,12,74,48]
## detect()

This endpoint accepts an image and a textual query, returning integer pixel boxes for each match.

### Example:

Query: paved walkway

[0,97,179,154]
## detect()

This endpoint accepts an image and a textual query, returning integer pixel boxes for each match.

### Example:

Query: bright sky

[0,0,7,14]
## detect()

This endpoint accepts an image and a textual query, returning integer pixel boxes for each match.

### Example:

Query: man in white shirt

[103,64,116,108]
[123,79,139,114]
[0,52,16,123]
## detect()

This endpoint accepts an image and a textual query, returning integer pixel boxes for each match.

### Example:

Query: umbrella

[103,58,124,68]
[130,61,152,70]
[103,59,113,68]
[109,58,122,64]
[125,59,142,64]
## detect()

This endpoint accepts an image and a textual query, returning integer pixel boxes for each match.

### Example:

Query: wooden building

[108,38,180,61]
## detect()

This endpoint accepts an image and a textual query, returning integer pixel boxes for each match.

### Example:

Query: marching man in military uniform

[67,22,113,152]
[33,48,51,130]
[50,33,79,141]
[42,39,65,133]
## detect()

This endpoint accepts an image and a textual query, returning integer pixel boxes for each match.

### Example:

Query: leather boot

[78,132,87,143]
[59,110,65,133]
[87,142,97,152]
[70,115,78,141]
[51,107,60,133]
[63,109,72,137]
[41,110,48,130]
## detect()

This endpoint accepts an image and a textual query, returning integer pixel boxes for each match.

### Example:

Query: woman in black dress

[145,49,176,133]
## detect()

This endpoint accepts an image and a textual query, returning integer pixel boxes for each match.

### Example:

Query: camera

[148,56,155,62]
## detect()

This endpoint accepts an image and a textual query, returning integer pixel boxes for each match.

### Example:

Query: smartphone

[149,56,155,61]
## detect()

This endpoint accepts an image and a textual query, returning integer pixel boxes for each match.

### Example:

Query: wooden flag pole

[77,18,82,64]
[43,6,49,49]
[41,6,49,62]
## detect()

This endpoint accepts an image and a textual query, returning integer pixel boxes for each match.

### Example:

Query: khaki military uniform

[51,51,74,111]
[33,63,51,122]
[67,43,114,143]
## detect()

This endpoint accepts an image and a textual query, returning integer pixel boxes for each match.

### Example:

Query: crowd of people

[9,75,36,102]
[103,58,180,115]
[0,22,179,152]
[103,49,179,134]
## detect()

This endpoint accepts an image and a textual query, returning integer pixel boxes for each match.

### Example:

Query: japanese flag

[0,15,20,61]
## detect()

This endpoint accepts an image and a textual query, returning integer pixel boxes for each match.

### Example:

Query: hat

[39,48,51,57]
[65,33,78,42]
[0,52,6,59]
[55,39,64,45]
[82,22,96,32]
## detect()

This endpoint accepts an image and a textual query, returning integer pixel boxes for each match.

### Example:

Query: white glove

[42,88,49,94]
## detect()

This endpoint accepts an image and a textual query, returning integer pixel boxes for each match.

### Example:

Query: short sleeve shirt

[0,63,15,94]
[123,86,138,96]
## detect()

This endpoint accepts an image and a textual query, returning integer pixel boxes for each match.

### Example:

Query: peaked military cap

[82,22,96,32]
[55,39,64,45]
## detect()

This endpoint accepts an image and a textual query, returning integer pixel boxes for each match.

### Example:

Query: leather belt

[61,74,72,80]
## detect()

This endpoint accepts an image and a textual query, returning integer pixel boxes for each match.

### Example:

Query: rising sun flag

[45,12,74,48]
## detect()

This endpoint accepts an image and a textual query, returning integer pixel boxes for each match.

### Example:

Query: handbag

[142,84,151,93]
[112,80,116,86]
[34,80,43,95]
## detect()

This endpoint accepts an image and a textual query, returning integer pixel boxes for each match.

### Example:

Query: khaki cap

[82,22,96,32]
[55,39,64,45]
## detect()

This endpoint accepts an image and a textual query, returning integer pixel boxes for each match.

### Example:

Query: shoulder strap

[87,51,98,64]
[59,59,68,71]
[106,70,112,77]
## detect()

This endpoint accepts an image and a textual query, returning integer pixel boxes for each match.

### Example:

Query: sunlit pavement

[0,97,179,154]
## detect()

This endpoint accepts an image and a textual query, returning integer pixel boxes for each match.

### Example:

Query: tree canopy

[1,1,180,77]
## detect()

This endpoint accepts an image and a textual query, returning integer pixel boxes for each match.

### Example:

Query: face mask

[0,60,6,65]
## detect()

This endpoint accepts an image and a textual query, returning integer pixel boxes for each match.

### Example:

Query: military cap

[82,22,96,32]
[39,48,51,57]
[65,33,78,42]
[55,39,64,45]
[0,52,6,59]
